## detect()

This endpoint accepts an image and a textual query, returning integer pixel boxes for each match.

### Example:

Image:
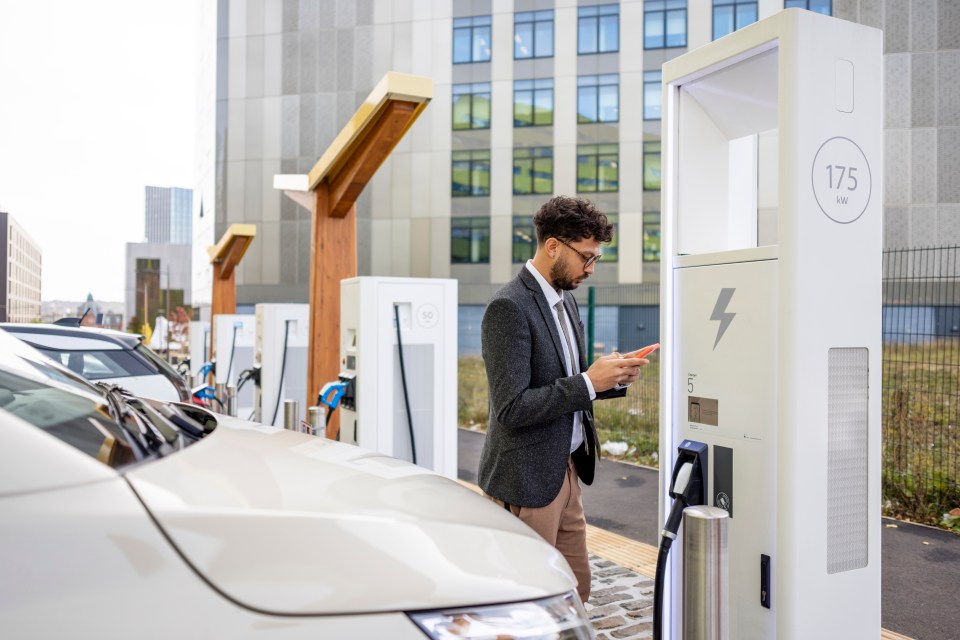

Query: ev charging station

[213,314,256,418]
[188,320,210,378]
[338,277,458,479]
[658,10,881,639]
[255,304,310,428]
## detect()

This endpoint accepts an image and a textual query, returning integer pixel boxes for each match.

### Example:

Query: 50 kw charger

[658,10,882,639]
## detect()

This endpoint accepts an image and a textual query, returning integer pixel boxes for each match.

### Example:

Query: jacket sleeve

[482,296,592,429]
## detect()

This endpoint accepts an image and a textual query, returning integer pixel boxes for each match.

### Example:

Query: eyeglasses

[556,238,602,268]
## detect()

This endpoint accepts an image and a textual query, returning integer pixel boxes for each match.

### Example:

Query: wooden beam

[208,224,256,384]
[307,183,357,438]
[326,100,418,218]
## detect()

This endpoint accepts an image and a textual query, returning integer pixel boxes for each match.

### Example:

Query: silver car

[0,322,191,403]
[0,331,593,639]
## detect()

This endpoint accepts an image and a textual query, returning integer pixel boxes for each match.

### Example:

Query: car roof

[0,323,143,350]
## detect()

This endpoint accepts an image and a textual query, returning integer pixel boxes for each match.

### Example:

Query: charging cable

[225,324,239,387]
[270,320,293,426]
[393,303,417,465]
[654,448,706,640]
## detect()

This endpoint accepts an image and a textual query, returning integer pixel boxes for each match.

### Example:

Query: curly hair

[533,196,614,245]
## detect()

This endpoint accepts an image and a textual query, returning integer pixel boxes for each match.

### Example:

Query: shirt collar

[526,260,563,309]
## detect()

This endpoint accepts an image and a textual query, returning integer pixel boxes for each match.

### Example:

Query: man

[478,196,649,603]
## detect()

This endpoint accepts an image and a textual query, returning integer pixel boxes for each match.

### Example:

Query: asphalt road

[458,428,960,640]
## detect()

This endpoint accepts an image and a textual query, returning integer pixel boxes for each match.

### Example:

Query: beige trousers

[486,457,591,603]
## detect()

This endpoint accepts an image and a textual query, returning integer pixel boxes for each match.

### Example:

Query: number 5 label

[811,136,872,224]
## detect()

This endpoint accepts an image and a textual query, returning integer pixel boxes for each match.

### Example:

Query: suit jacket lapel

[519,268,567,371]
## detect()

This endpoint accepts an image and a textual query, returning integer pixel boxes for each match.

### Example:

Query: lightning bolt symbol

[710,288,736,349]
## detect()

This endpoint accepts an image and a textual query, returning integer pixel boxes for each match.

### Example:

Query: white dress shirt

[525,261,595,453]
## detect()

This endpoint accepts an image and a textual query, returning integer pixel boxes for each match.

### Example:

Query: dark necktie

[555,300,579,375]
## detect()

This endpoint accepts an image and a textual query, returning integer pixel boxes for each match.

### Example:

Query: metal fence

[581,284,662,465]
[882,246,960,523]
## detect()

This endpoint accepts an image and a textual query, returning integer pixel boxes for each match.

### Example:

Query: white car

[0,323,191,403]
[0,331,593,639]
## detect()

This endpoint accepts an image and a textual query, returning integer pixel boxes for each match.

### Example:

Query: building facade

[124,243,193,332]
[145,186,193,245]
[0,211,42,323]
[126,187,195,330]
[194,0,960,313]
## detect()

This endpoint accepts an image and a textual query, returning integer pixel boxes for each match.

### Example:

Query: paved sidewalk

[584,555,655,639]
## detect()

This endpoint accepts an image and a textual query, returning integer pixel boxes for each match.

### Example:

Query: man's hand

[585,352,648,393]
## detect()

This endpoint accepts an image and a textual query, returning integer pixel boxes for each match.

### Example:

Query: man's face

[550,237,601,290]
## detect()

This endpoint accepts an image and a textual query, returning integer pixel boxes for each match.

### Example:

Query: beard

[550,254,584,290]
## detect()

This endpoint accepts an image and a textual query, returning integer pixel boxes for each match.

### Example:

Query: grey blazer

[478,268,625,508]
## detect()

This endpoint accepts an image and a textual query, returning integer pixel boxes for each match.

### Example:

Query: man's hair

[533,196,613,245]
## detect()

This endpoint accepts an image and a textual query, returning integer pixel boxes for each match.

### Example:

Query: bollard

[682,505,729,640]
[215,382,227,413]
[283,399,299,431]
[307,406,326,436]
[184,372,194,390]
[226,384,237,417]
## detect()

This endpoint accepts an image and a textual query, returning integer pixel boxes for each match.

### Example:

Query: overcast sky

[0,0,197,302]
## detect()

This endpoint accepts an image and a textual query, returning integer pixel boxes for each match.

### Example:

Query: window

[515,10,554,59]
[452,150,491,197]
[578,4,619,54]
[453,16,492,63]
[784,0,831,15]
[512,216,536,263]
[643,71,662,120]
[643,142,661,190]
[577,75,619,124]
[513,147,554,195]
[577,144,619,193]
[604,213,619,262]
[645,1,687,49]
[514,78,554,127]
[643,212,661,261]
[452,83,491,130]
[713,0,757,40]
[452,217,490,263]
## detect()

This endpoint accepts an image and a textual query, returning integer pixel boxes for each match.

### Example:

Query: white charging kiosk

[339,277,458,478]
[659,10,882,639]
[255,303,310,427]
[188,320,210,378]
[213,314,256,417]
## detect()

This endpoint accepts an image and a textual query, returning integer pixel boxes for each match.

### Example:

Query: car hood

[125,418,574,615]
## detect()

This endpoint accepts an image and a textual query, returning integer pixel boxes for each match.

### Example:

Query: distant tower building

[126,187,194,330]
[145,186,193,245]
[0,210,42,323]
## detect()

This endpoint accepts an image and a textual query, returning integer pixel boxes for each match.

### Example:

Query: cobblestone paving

[585,555,655,639]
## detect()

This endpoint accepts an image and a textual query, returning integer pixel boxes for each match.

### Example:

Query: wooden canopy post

[207,223,257,373]
[274,72,432,438]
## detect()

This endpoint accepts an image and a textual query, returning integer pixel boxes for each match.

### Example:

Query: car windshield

[0,368,141,468]
[0,357,216,470]
[35,347,155,380]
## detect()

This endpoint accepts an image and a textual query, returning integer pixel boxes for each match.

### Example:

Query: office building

[145,186,193,245]
[193,0,960,316]
[0,211,42,323]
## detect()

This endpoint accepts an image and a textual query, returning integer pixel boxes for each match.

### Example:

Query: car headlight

[407,591,594,639]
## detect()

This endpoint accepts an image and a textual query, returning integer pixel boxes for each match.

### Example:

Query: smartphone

[625,343,660,359]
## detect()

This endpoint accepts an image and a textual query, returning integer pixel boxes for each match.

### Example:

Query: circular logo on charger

[716,491,732,513]
[811,136,872,224]
[417,304,440,329]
